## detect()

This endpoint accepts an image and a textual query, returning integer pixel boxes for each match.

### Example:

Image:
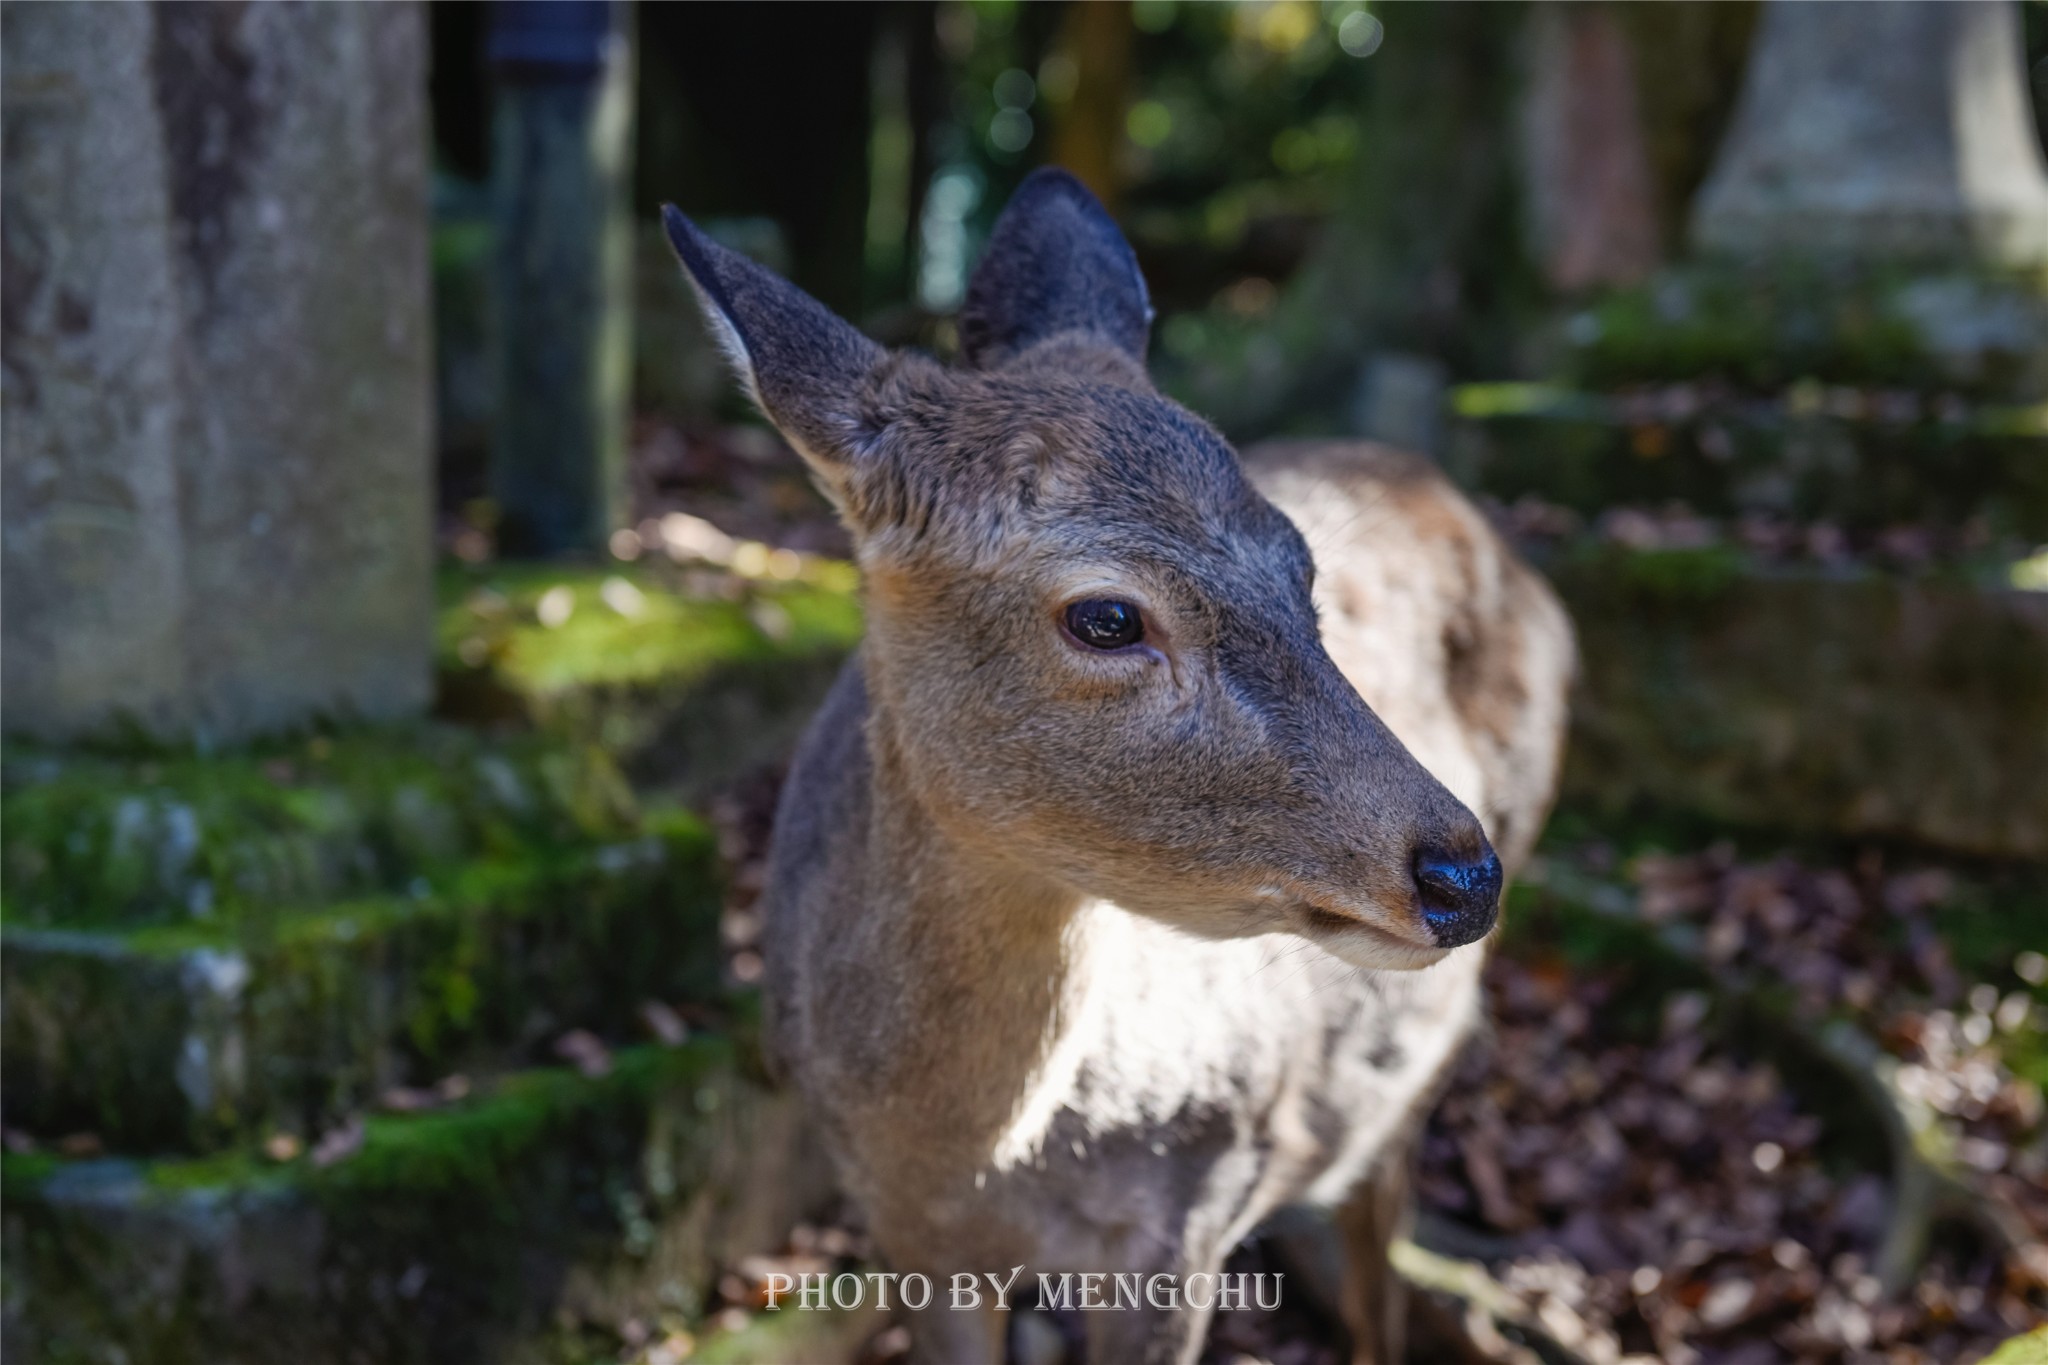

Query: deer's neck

[838,708,1094,1160]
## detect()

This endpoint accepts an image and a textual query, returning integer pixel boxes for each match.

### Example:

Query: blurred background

[3,2,2047,1362]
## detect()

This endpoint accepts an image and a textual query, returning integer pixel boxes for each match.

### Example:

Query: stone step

[1,725,640,933]
[0,1039,834,1365]
[1,817,721,1154]
[1560,267,2048,401]
[1444,384,2048,538]
[1550,546,2048,862]
[435,559,862,797]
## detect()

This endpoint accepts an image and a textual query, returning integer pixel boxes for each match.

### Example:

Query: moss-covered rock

[1444,387,2048,538]
[1,1040,833,1365]
[686,1306,876,1365]
[1981,1327,2048,1365]
[1,726,638,932]
[2,815,721,1153]
[1560,267,2048,399]
[435,560,862,795]
[1555,548,2048,861]
[1442,265,2048,537]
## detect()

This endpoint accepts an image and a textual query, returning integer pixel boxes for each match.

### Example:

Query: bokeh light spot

[1338,10,1384,58]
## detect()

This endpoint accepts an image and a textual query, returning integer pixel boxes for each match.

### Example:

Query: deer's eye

[1064,599,1144,650]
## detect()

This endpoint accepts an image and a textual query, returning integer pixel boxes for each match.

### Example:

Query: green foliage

[1151,3,1541,437]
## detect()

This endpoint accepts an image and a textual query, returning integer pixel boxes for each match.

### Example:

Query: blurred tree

[1157,3,1536,439]
[637,3,881,316]
[864,5,943,316]
[1612,1,1760,256]
[489,0,634,557]
[2,1,433,742]
[1045,0,1135,210]
[1519,2,1660,292]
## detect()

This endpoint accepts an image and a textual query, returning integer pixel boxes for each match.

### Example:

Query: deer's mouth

[1280,889,1449,972]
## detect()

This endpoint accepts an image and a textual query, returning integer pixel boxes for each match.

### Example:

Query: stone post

[1691,0,2048,266]
[2,1,434,744]
[488,0,634,557]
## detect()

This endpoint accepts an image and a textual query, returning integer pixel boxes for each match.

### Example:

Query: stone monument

[2,1,433,743]
[1692,0,2048,266]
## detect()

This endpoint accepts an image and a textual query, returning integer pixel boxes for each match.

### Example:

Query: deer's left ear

[958,167,1153,369]
[662,205,885,504]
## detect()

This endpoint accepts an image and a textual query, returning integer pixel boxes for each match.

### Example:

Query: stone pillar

[488,0,634,557]
[2,1,434,744]
[1691,0,2048,266]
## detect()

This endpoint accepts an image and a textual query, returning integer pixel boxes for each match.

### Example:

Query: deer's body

[765,443,1570,1362]
[664,171,1572,1364]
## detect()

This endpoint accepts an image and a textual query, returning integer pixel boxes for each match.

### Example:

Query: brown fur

[663,172,1574,1364]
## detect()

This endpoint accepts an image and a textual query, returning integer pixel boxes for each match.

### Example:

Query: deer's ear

[663,205,885,504]
[958,168,1153,369]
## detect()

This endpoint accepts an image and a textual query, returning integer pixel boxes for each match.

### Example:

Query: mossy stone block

[1,727,637,932]
[1444,391,2048,539]
[2,818,722,1153]
[1556,550,2048,860]
[436,561,862,795]
[1562,268,2048,398]
[1,1042,833,1365]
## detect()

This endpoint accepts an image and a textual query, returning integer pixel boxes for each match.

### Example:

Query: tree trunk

[2,1,433,744]
[1519,2,1660,292]
[1046,0,1135,212]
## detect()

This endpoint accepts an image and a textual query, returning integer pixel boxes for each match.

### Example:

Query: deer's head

[666,169,1499,970]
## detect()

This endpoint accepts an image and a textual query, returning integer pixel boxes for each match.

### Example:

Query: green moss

[1561,541,1748,605]
[2,816,725,1153]
[1979,1329,2048,1365]
[686,1307,874,1365]
[1440,264,2048,538]
[436,561,863,794]
[437,560,861,697]
[1,727,639,932]
[303,1043,718,1201]
[1561,265,2038,396]
[1443,399,2048,539]
[4,1040,814,1365]
[140,1150,277,1196]
[5,1043,726,1207]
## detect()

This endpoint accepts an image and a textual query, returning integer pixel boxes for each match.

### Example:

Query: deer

[663,168,1573,1365]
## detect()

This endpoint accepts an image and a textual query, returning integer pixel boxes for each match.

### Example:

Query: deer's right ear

[663,205,885,509]
[958,167,1153,369]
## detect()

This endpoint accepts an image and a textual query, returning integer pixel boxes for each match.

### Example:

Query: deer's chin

[1286,898,1448,971]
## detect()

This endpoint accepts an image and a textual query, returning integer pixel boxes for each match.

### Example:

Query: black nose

[1413,844,1503,947]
